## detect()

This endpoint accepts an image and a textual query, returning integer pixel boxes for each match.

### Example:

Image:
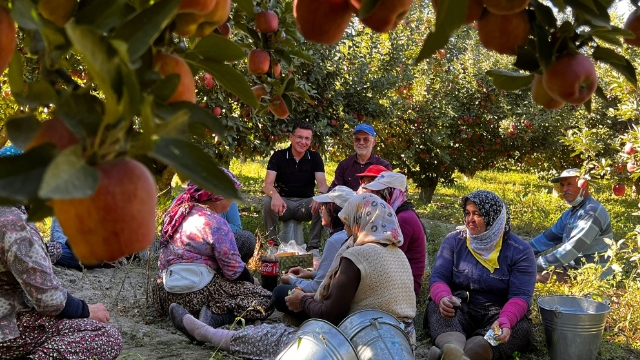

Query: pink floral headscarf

[160,168,241,243]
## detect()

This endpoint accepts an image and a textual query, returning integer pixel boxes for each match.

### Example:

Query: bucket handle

[369,317,383,330]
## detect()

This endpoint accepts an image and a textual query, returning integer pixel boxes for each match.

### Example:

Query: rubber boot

[427,345,442,360]
[464,336,493,360]
[435,332,467,360]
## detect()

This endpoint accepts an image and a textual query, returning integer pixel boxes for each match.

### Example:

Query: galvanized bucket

[538,295,610,360]
[276,318,358,360]
[338,310,414,360]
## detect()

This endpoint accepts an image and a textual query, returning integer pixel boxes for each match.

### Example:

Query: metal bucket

[538,295,610,360]
[338,310,414,360]
[276,319,358,360]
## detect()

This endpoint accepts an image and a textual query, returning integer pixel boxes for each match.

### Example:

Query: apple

[577,178,587,189]
[311,144,319,151]
[212,107,222,116]
[351,0,412,33]
[293,0,353,45]
[255,10,279,33]
[178,0,216,14]
[203,73,215,89]
[542,53,597,105]
[624,11,640,47]
[271,62,281,78]
[477,10,530,56]
[269,95,290,119]
[483,0,530,15]
[251,85,268,100]
[524,120,532,129]
[330,119,338,126]
[357,114,365,121]
[624,142,636,155]
[613,183,626,197]
[628,161,636,173]
[217,22,231,38]
[531,74,564,110]
[0,6,16,75]
[248,49,270,75]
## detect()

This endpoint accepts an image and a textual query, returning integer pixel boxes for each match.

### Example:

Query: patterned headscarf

[459,190,510,272]
[160,168,241,243]
[378,187,407,212]
[315,194,403,301]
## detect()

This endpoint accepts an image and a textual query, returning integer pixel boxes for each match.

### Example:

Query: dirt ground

[54,262,433,360]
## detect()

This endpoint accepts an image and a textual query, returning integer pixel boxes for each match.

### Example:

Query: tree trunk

[157,167,176,199]
[0,125,8,148]
[418,176,439,204]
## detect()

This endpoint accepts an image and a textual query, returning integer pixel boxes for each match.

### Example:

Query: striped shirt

[529,195,613,272]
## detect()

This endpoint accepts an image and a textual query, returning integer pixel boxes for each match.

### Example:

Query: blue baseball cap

[0,145,23,157]
[353,123,376,138]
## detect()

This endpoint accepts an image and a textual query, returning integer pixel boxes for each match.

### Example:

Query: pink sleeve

[498,298,529,329]
[430,281,452,306]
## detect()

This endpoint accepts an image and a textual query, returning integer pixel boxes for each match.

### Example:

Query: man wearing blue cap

[328,123,391,192]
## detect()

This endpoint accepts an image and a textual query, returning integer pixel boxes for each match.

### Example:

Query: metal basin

[276,318,358,360]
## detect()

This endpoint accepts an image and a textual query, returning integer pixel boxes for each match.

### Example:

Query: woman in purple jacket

[425,190,535,360]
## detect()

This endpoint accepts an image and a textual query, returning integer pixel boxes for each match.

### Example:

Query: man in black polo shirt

[262,121,328,249]
[329,123,391,191]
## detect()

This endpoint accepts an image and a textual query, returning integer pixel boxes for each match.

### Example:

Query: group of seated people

[0,123,614,360]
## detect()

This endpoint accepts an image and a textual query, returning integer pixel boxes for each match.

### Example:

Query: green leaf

[533,1,558,30]
[282,93,293,113]
[56,92,104,139]
[113,0,180,60]
[549,0,566,11]
[23,79,57,108]
[358,0,381,19]
[595,85,606,101]
[416,0,467,64]
[190,60,259,108]
[592,33,622,47]
[6,114,41,150]
[233,0,256,17]
[190,35,247,62]
[75,0,133,33]
[155,102,225,137]
[287,49,312,63]
[592,46,638,87]
[533,22,553,69]
[486,70,534,91]
[0,144,56,202]
[65,21,122,124]
[514,44,540,72]
[38,145,100,199]
[150,74,181,104]
[8,50,24,97]
[584,97,592,113]
[135,95,155,154]
[12,0,43,30]
[149,138,240,201]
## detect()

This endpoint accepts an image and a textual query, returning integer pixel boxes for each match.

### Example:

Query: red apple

[251,85,268,100]
[612,183,626,197]
[531,74,564,110]
[330,119,338,126]
[432,0,483,25]
[269,95,290,119]
[248,49,270,75]
[628,161,636,173]
[624,11,640,47]
[624,142,636,155]
[351,0,412,33]
[477,10,530,56]
[272,62,281,78]
[212,107,222,116]
[203,73,215,89]
[293,0,353,44]
[542,53,597,105]
[483,0,530,15]
[255,10,279,33]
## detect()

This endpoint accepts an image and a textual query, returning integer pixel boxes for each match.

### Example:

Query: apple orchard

[1,0,640,263]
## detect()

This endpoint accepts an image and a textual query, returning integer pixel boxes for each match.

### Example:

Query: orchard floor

[54,263,436,360]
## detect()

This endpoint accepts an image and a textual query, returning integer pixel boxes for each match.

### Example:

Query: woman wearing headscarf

[152,169,273,330]
[0,145,122,359]
[425,190,535,360]
[167,194,416,359]
[363,171,427,296]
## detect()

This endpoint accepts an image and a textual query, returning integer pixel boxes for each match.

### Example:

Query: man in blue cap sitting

[529,168,613,283]
[328,123,391,192]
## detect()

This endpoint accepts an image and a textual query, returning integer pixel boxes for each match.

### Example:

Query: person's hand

[270,196,286,216]
[288,267,313,279]
[438,296,456,319]
[311,199,322,214]
[491,321,511,343]
[281,275,292,284]
[285,289,307,312]
[88,303,110,323]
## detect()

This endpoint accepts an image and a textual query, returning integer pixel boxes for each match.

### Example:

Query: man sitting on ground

[329,123,391,192]
[529,168,613,283]
[262,121,328,250]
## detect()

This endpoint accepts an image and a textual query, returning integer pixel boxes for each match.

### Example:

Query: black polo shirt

[267,146,325,198]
